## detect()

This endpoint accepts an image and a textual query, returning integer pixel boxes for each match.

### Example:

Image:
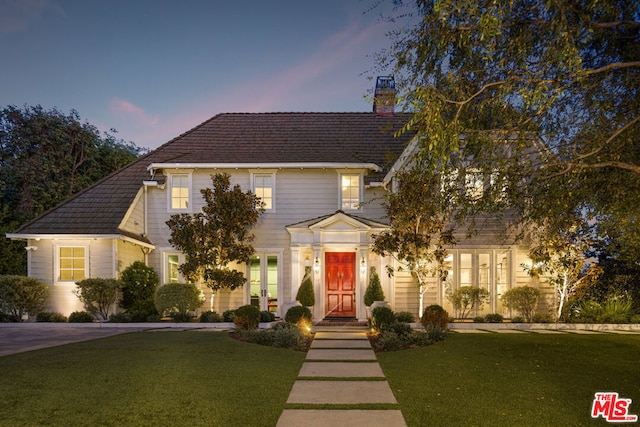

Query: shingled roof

[12,112,414,241]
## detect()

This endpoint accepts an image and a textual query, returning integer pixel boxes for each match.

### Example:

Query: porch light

[313,257,320,274]
[360,256,367,275]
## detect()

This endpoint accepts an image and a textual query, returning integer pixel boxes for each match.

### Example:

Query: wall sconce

[313,257,320,275]
[360,256,367,275]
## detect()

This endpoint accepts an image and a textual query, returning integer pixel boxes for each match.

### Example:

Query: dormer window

[169,173,190,211]
[340,173,362,210]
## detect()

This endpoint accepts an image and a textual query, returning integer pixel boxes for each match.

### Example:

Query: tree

[376,0,640,257]
[154,282,205,317]
[166,173,265,294]
[73,278,121,321]
[120,261,159,320]
[372,166,455,316]
[447,286,490,319]
[0,275,48,320]
[295,267,315,307]
[364,266,385,306]
[501,286,541,322]
[1,105,144,274]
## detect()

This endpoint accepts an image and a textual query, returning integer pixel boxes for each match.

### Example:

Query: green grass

[0,331,305,426]
[377,332,640,427]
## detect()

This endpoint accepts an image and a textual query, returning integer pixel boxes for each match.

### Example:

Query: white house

[8,78,550,321]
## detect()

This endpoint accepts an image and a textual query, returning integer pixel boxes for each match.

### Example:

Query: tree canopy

[166,173,265,291]
[0,105,145,274]
[376,0,640,257]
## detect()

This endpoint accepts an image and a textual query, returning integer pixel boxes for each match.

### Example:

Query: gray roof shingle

[13,112,413,240]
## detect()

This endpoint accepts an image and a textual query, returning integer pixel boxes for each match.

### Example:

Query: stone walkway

[276,328,406,427]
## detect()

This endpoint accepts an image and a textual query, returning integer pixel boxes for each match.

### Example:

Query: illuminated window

[465,170,484,201]
[253,173,274,210]
[167,254,180,283]
[170,174,189,210]
[59,247,86,281]
[341,174,361,210]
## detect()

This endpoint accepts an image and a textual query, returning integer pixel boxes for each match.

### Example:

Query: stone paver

[311,339,372,348]
[314,331,369,340]
[299,361,384,377]
[306,348,377,360]
[286,380,397,404]
[277,410,406,427]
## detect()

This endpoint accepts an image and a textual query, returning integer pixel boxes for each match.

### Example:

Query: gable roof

[11,112,413,241]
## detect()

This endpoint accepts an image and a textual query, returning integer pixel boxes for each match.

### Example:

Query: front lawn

[0,331,305,426]
[378,332,640,426]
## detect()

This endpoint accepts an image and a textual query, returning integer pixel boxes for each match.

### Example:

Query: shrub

[384,320,413,336]
[600,295,633,323]
[371,306,395,332]
[531,313,555,323]
[170,312,195,323]
[0,275,49,320]
[484,313,504,323]
[395,311,415,323]
[200,310,222,323]
[36,311,67,322]
[423,324,451,342]
[108,313,131,322]
[74,278,121,321]
[233,304,260,330]
[571,300,602,323]
[447,286,490,319]
[473,316,486,323]
[511,316,525,323]
[364,267,385,306]
[238,322,312,351]
[223,309,236,322]
[260,310,276,322]
[421,304,449,329]
[68,311,94,323]
[285,305,312,324]
[501,286,540,322]
[295,268,315,307]
[120,261,159,319]
[154,282,204,316]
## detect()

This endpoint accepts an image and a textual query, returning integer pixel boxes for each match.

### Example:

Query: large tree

[374,0,639,256]
[0,105,144,274]
[166,173,265,295]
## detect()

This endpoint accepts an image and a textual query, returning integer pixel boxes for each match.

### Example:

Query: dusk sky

[1,0,409,150]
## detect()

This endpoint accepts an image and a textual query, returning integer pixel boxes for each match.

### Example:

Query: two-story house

[8,79,549,321]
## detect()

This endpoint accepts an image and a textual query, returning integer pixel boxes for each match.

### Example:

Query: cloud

[110,98,159,126]
[0,0,65,34]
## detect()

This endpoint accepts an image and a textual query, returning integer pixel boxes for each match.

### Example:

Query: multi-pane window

[167,254,180,283]
[59,247,85,281]
[341,174,361,210]
[171,174,189,210]
[465,170,484,201]
[253,174,274,210]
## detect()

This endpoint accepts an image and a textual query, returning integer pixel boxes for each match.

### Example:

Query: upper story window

[58,246,86,281]
[252,173,274,211]
[465,169,484,201]
[340,174,361,210]
[170,174,190,211]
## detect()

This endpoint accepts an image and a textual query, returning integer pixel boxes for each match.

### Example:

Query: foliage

[153,282,204,316]
[199,310,222,323]
[421,304,449,329]
[370,306,396,332]
[166,173,265,292]
[510,316,525,323]
[395,311,415,323]
[295,268,315,307]
[73,278,120,321]
[571,295,634,324]
[447,286,489,319]
[370,321,448,352]
[0,275,48,320]
[36,311,67,322]
[108,313,132,323]
[119,261,159,319]
[260,310,275,322]
[284,305,312,325]
[233,304,261,330]
[531,313,555,324]
[0,105,143,274]
[68,311,94,323]
[501,286,541,323]
[223,309,236,322]
[484,313,504,323]
[473,316,486,323]
[372,166,456,316]
[377,0,640,263]
[364,266,385,306]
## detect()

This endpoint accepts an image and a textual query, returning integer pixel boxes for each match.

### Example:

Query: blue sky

[1,0,405,149]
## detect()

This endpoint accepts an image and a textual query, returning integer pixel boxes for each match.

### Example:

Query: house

[8,78,550,321]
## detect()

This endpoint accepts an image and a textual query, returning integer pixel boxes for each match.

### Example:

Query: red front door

[325,252,356,317]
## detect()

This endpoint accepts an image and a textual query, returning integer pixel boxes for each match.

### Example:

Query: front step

[314,318,369,327]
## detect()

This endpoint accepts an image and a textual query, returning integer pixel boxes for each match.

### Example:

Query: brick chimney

[373,76,396,116]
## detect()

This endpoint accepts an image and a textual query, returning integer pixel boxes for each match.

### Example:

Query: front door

[325,252,356,317]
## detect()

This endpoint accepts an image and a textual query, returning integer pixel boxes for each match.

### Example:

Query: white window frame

[168,173,191,212]
[164,252,185,284]
[250,171,276,212]
[55,244,89,283]
[339,172,363,211]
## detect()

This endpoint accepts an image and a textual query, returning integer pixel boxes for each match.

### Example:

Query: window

[253,173,274,210]
[59,247,86,281]
[465,169,484,201]
[170,174,190,210]
[167,254,180,283]
[340,174,361,210]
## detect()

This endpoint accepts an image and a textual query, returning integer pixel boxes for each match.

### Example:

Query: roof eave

[148,162,383,173]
